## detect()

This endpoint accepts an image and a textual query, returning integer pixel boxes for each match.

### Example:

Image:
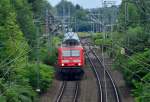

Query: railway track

[86,52,103,102]
[81,38,120,102]
[55,81,80,102]
[90,48,120,102]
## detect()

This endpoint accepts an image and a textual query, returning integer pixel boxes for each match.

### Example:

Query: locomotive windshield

[62,50,80,57]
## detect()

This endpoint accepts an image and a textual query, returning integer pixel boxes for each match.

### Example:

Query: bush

[25,63,55,93]
[44,54,57,65]
[0,79,36,102]
[39,47,57,66]
[92,33,103,41]
[95,39,103,45]
[40,37,61,65]
[113,49,150,101]
[133,81,150,102]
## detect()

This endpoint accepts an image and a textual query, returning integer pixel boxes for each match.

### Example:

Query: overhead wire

[101,1,109,101]
[1,48,33,79]
[91,0,150,85]
[0,39,35,68]
[110,0,150,66]
[103,0,150,84]
[0,39,35,72]
[0,47,33,97]
[104,45,150,72]
[119,64,149,84]
[114,43,150,69]
[0,41,28,67]
[95,46,149,83]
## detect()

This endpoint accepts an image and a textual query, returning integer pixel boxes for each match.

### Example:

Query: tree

[14,0,36,47]
[0,0,55,101]
[56,0,75,16]
[112,1,150,101]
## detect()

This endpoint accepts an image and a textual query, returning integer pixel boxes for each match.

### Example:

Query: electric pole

[125,1,129,47]
[45,8,52,55]
[34,19,41,93]
[101,1,116,102]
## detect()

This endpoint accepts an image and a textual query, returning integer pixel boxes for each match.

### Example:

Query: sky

[48,0,122,8]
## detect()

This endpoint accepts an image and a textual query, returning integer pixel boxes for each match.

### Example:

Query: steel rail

[86,52,103,102]
[80,37,120,102]
[90,48,120,102]
[55,81,66,102]
[73,81,80,102]
[55,81,79,102]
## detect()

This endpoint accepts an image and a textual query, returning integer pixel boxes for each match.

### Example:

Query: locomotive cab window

[62,50,70,57]
[62,50,80,57]
[72,50,80,56]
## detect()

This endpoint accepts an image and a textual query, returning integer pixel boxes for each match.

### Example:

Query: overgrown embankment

[0,0,58,101]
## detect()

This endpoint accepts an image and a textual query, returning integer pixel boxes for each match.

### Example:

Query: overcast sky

[48,0,122,8]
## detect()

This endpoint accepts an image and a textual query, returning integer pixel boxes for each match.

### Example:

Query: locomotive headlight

[78,63,81,66]
[73,60,81,62]
[62,60,69,63]
[61,63,64,66]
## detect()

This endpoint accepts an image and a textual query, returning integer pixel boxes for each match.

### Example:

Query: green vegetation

[55,1,94,32]
[56,0,87,31]
[93,0,150,101]
[0,0,56,101]
[78,32,91,37]
[55,0,119,32]
[25,64,54,93]
[1,0,149,101]
[44,36,61,65]
[92,33,112,48]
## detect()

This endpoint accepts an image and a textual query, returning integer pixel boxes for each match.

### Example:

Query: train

[57,32,85,76]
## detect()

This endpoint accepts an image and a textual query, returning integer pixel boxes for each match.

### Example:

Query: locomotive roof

[63,32,80,43]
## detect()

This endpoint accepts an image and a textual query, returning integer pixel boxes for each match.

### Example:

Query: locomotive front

[57,32,84,75]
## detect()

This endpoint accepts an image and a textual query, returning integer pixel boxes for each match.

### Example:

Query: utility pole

[34,19,41,93]
[45,8,52,55]
[90,13,93,33]
[101,1,116,102]
[62,0,66,33]
[125,1,129,47]
[11,0,15,7]
[75,17,77,32]
[101,0,108,102]
[68,0,71,30]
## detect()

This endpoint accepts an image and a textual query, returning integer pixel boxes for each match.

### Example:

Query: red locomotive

[57,32,85,75]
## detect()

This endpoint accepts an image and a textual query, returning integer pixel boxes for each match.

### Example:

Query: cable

[0,38,36,68]
[104,46,150,72]
[1,48,33,79]
[107,35,150,66]
[95,36,149,65]
[114,45,150,70]
[119,64,149,84]
[114,44,150,68]
[0,48,33,97]
[93,45,149,83]
[95,0,150,83]
[114,41,150,60]
[0,46,31,69]
[0,41,28,67]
